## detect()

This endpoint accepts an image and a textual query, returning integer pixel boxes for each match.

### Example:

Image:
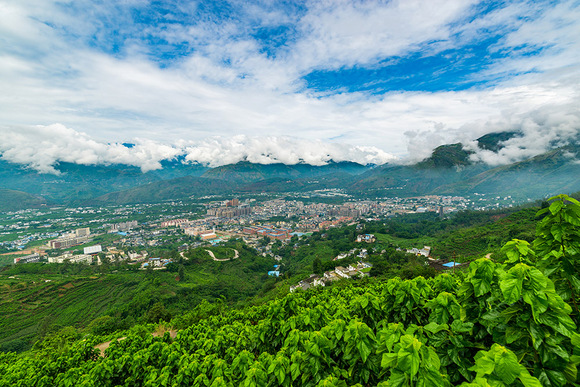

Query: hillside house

[356,234,376,243]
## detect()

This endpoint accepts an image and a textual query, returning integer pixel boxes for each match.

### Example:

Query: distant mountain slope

[349,142,580,199]
[348,162,490,196]
[239,171,358,193]
[89,176,234,205]
[439,144,580,198]
[415,143,473,169]
[476,131,521,152]
[0,160,209,202]
[1,132,579,207]
[0,189,50,212]
[202,161,371,184]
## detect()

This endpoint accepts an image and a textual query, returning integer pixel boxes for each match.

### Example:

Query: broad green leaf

[563,361,577,383]
[500,275,523,304]
[425,347,441,371]
[397,336,421,378]
[518,372,542,387]
[549,200,564,215]
[388,370,408,387]
[493,348,522,384]
[423,322,448,334]
[451,320,473,334]
[290,363,300,381]
[459,377,493,387]
[470,354,495,375]
[417,368,446,387]
[505,326,523,344]
[381,353,398,369]
[356,340,371,363]
[316,376,348,387]
[527,268,548,291]
[550,224,564,242]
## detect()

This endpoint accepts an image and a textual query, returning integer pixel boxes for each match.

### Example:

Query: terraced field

[0,274,141,350]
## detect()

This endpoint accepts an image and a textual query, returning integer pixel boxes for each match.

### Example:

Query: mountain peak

[416,143,473,169]
[476,131,522,152]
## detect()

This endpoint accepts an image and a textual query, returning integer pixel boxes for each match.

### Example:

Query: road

[205,248,239,262]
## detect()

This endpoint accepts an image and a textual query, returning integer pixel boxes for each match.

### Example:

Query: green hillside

[415,143,473,169]
[348,163,487,196]
[430,207,538,260]
[203,161,370,184]
[0,189,49,212]
[1,194,579,386]
[89,176,234,205]
[0,160,208,203]
[0,243,276,353]
[2,135,580,207]
[476,131,521,152]
[441,144,580,198]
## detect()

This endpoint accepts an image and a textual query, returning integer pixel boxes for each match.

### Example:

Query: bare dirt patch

[94,337,126,357]
[94,325,178,357]
[152,326,178,339]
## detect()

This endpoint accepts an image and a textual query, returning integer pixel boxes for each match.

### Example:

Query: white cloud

[293,0,477,70]
[0,124,182,174]
[465,103,580,165]
[0,124,396,173]
[182,135,395,167]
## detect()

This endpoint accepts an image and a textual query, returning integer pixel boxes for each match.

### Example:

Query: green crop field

[0,242,281,352]
[0,274,141,349]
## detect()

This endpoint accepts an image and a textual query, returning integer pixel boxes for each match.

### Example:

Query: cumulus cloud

[403,101,580,165]
[182,136,395,167]
[293,0,477,71]
[0,124,396,174]
[465,104,580,165]
[0,124,182,174]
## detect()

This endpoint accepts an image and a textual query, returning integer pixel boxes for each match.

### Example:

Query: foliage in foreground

[1,194,580,386]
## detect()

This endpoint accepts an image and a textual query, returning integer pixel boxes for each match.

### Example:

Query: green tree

[312,256,323,275]
[146,302,171,323]
[178,264,185,282]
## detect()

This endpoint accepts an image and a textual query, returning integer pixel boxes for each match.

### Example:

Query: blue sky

[0,0,579,172]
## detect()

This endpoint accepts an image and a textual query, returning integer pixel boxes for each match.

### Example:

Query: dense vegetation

[0,194,579,385]
[0,188,49,212]
[0,241,277,353]
[0,201,549,355]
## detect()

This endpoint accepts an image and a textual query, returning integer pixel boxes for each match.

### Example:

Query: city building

[14,253,41,264]
[48,254,93,264]
[84,245,102,255]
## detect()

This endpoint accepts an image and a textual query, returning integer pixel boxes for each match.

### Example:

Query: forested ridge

[1,195,580,386]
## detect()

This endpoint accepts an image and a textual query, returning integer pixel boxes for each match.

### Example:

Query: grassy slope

[0,243,276,351]
[430,208,537,260]
[0,275,141,346]
[0,189,49,212]
[89,176,234,205]
[374,233,438,250]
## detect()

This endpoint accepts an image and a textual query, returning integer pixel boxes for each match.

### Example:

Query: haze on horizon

[1,0,579,173]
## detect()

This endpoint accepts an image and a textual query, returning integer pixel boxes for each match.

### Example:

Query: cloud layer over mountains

[0,124,396,174]
[1,116,578,174]
[405,101,580,164]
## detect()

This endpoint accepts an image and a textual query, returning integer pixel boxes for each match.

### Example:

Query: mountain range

[1,132,579,209]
